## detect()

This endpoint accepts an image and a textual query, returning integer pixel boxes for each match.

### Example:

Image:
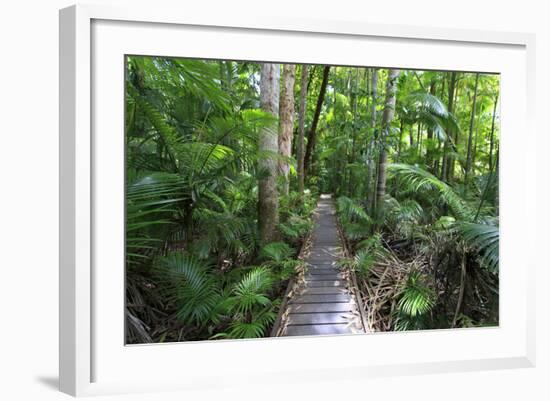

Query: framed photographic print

[59,4,536,396]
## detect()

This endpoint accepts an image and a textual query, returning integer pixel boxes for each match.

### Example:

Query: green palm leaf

[456,222,499,272]
[389,164,474,221]
[154,253,221,325]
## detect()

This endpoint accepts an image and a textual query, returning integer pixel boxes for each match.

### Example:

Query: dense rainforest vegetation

[125,56,499,343]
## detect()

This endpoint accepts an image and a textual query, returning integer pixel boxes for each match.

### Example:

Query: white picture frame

[59,3,536,397]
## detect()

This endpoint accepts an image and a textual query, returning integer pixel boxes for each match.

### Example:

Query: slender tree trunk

[416,123,422,156]
[370,69,379,136]
[397,120,404,160]
[306,65,317,92]
[332,70,339,193]
[297,65,308,194]
[442,72,457,181]
[488,92,499,172]
[367,68,379,214]
[375,69,400,218]
[452,254,467,327]
[472,125,479,171]
[448,77,461,182]
[278,64,296,195]
[258,63,280,244]
[304,66,330,177]
[426,81,437,171]
[465,73,480,185]
[363,69,370,157]
[226,61,233,90]
[348,68,360,197]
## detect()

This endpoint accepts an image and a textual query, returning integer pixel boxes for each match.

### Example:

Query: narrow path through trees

[274,195,365,336]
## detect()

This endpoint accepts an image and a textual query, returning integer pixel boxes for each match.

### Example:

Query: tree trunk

[258,63,280,244]
[472,125,479,171]
[304,66,330,177]
[464,73,480,185]
[363,68,370,157]
[426,81,437,171]
[397,120,404,160]
[442,72,457,181]
[416,122,422,156]
[332,69,339,193]
[278,64,296,195]
[296,65,308,194]
[447,75,461,182]
[367,68,379,214]
[375,69,400,218]
[348,68,359,196]
[488,92,499,172]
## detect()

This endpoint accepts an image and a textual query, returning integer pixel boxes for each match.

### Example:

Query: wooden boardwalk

[273,195,365,337]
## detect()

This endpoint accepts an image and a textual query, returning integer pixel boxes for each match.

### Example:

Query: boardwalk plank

[307,268,341,275]
[299,287,349,295]
[304,280,347,288]
[305,273,344,280]
[308,258,340,263]
[287,302,354,313]
[286,313,352,325]
[284,324,353,336]
[307,264,339,270]
[289,294,351,304]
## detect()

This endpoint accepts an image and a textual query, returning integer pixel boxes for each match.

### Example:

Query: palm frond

[456,222,499,272]
[154,253,221,325]
[336,196,371,224]
[260,242,293,263]
[389,164,474,221]
[227,267,274,316]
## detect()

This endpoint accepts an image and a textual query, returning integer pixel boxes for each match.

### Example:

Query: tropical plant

[394,271,435,331]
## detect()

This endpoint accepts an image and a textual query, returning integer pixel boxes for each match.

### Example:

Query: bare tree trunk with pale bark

[375,69,400,219]
[259,63,280,244]
[278,64,296,196]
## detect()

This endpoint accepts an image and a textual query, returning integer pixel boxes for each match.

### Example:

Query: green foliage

[456,222,499,272]
[215,267,279,339]
[389,163,474,221]
[394,271,435,331]
[397,271,435,317]
[126,172,185,265]
[336,196,372,241]
[400,91,460,140]
[278,191,316,245]
[383,197,425,239]
[356,233,386,256]
[260,242,293,263]
[154,253,221,325]
[226,267,274,315]
[337,196,371,224]
[224,307,278,339]
[351,249,375,278]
